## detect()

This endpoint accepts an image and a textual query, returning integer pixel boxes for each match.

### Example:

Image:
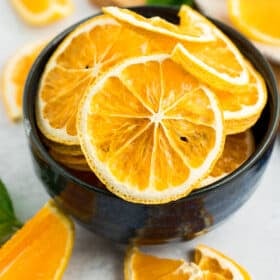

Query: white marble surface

[0,1,280,279]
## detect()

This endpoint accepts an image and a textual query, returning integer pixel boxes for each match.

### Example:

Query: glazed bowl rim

[23,5,280,205]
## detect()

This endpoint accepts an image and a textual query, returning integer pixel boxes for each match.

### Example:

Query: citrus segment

[78,55,225,204]
[172,5,249,93]
[124,247,204,280]
[228,0,280,46]
[36,15,154,145]
[216,60,267,135]
[0,200,74,280]
[1,41,46,121]
[195,244,252,279]
[199,130,254,188]
[102,6,215,42]
[11,0,74,26]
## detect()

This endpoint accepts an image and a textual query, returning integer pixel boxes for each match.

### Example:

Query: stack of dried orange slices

[35,5,267,204]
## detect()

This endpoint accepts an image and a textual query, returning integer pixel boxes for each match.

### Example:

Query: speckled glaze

[23,6,280,244]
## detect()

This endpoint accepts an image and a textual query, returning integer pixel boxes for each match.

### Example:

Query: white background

[0,0,280,279]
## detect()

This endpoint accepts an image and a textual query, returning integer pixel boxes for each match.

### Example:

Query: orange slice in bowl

[102,6,215,42]
[124,247,204,280]
[36,14,155,145]
[172,5,249,93]
[77,55,225,204]
[195,244,252,279]
[1,41,46,121]
[104,5,250,93]
[198,129,255,188]
[217,60,267,135]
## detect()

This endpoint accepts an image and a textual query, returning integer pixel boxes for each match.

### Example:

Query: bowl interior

[24,6,280,201]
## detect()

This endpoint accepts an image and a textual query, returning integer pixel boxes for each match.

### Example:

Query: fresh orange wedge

[228,0,280,46]
[36,14,155,145]
[102,6,215,42]
[0,200,74,280]
[198,130,254,188]
[124,247,204,280]
[195,244,252,280]
[10,0,74,26]
[77,54,225,204]
[1,41,46,121]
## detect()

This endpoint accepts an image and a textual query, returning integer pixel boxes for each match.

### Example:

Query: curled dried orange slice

[172,5,249,93]
[102,6,215,42]
[104,5,250,93]
[220,60,267,135]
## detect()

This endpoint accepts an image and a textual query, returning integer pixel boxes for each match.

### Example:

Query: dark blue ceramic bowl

[23,6,280,244]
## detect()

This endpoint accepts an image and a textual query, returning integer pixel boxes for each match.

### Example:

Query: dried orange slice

[36,14,154,145]
[171,5,249,93]
[10,0,74,26]
[49,150,87,165]
[228,0,280,46]
[102,6,215,42]
[1,41,46,121]
[42,137,83,156]
[0,200,74,279]
[77,55,225,204]
[49,150,90,172]
[104,5,249,93]
[217,60,267,135]
[124,247,204,280]
[198,130,254,188]
[195,244,252,279]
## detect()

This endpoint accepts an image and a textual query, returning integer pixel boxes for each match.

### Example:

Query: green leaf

[0,180,15,220]
[0,179,22,244]
[147,0,193,6]
[0,223,15,244]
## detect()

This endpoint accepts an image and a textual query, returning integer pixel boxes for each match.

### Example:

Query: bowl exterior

[23,6,279,244]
